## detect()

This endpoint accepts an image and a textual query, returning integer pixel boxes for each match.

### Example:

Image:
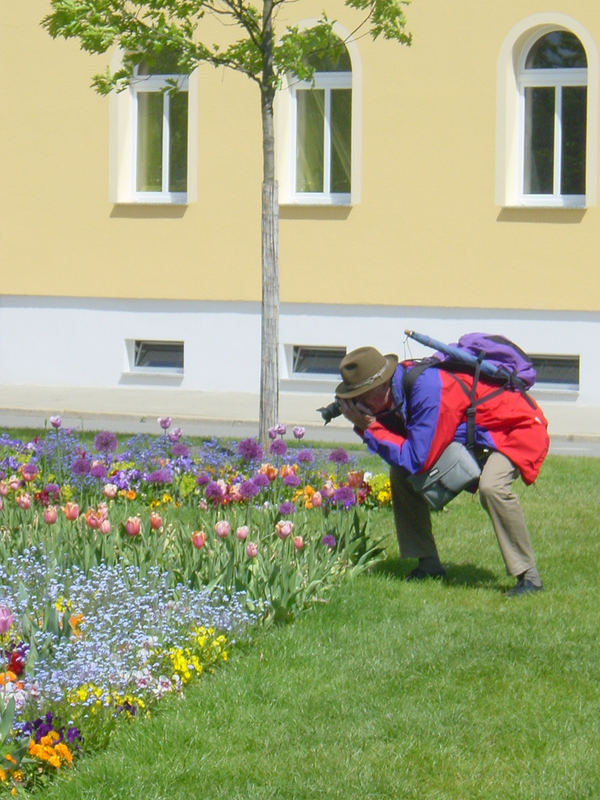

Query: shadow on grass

[372,557,503,591]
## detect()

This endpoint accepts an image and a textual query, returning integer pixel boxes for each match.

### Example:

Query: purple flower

[253,472,270,487]
[49,415,62,429]
[297,449,314,464]
[293,426,305,439]
[238,438,263,461]
[94,431,118,453]
[283,473,300,487]
[268,427,278,440]
[168,427,183,443]
[171,442,189,457]
[196,473,210,486]
[148,467,172,485]
[206,481,225,500]
[158,416,172,430]
[269,439,287,456]
[332,485,356,509]
[90,462,107,479]
[276,424,287,436]
[329,448,349,465]
[21,462,39,482]
[278,501,296,515]
[71,457,91,476]
[239,479,259,499]
[321,534,337,548]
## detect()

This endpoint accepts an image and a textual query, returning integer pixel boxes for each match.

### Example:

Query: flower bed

[0,419,391,794]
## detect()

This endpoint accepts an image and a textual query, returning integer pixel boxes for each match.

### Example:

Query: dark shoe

[406,566,448,582]
[505,577,543,597]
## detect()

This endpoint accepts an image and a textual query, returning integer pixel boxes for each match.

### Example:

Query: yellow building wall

[2,0,599,309]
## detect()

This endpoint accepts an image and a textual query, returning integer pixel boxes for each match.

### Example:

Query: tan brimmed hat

[335,347,398,399]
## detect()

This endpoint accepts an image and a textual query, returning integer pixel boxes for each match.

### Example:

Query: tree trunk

[259,0,279,449]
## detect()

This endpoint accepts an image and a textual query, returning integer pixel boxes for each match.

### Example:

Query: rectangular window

[296,90,325,193]
[292,346,346,376]
[561,86,586,195]
[134,340,184,373]
[530,354,579,390]
[524,86,555,194]
[134,89,188,198]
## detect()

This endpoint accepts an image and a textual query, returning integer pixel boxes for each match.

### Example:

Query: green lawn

[35,455,600,800]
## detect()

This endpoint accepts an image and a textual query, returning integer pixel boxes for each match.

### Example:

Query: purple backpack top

[437,333,536,390]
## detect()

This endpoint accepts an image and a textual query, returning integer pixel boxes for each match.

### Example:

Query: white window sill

[120,370,184,385]
[504,196,586,209]
[281,194,352,207]
[118,193,188,206]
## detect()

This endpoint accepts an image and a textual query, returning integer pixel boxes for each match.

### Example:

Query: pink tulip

[16,493,32,510]
[198,498,208,512]
[21,463,38,482]
[125,516,141,536]
[8,476,21,491]
[99,519,111,535]
[311,491,322,508]
[85,509,101,529]
[321,481,335,499]
[149,512,163,530]
[293,426,305,439]
[293,535,304,551]
[214,520,230,539]
[192,531,207,549]
[158,416,172,430]
[49,415,62,429]
[0,606,14,634]
[235,525,249,541]
[103,483,117,499]
[275,520,293,540]
[63,501,80,521]
[43,506,58,525]
[0,482,8,497]
[246,541,258,559]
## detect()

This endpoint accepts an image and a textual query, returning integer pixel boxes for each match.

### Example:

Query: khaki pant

[390,451,537,576]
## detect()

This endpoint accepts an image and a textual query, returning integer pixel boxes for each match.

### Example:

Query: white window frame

[517,32,587,208]
[289,70,352,205]
[275,20,362,207]
[496,14,599,209]
[130,71,189,204]
[109,51,198,205]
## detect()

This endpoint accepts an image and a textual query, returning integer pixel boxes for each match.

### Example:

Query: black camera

[317,399,342,425]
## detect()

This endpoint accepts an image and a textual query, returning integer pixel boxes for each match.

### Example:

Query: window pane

[169,92,188,193]
[330,89,352,193]
[524,87,554,194]
[525,32,587,69]
[292,346,346,375]
[561,86,586,195]
[134,340,184,370]
[137,92,163,192]
[304,40,351,72]
[530,355,579,387]
[296,89,324,192]
[138,49,182,75]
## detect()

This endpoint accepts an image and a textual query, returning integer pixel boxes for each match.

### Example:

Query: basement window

[292,345,346,376]
[133,340,184,373]
[530,354,579,390]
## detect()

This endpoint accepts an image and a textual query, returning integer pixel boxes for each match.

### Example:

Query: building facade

[2,1,600,436]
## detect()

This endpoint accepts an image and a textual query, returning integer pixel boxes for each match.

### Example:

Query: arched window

[288,38,353,204]
[519,30,587,203]
[131,50,189,202]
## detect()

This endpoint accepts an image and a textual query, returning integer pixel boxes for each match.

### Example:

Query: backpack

[435,333,536,391]
[401,331,537,455]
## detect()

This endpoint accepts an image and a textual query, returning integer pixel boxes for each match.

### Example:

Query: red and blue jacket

[359,361,549,485]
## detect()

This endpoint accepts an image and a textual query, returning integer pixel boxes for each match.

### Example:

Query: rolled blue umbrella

[404,329,512,382]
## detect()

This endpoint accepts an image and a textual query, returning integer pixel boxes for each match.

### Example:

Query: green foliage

[42,0,412,93]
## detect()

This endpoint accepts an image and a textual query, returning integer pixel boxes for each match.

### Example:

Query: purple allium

[297,449,314,464]
[329,448,349,464]
[148,467,172,485]
[269,439,287,456]
[238,438,263,461]
[239,479,259,499]
[44,482,60,496]
[196,473,210,486]
[71,457,91,476]
[90,462,107,479]
[278,501,296,515]
[206,481,225,500]
[283,472,301,488]
[321,534,337,548]
[94,431,118,453]
[253,472,270,487]
[332,485,356,508]
[21,462,39,481]
[171,442,189,457]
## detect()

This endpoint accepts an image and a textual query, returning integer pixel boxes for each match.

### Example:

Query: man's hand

[338,398,376,430]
